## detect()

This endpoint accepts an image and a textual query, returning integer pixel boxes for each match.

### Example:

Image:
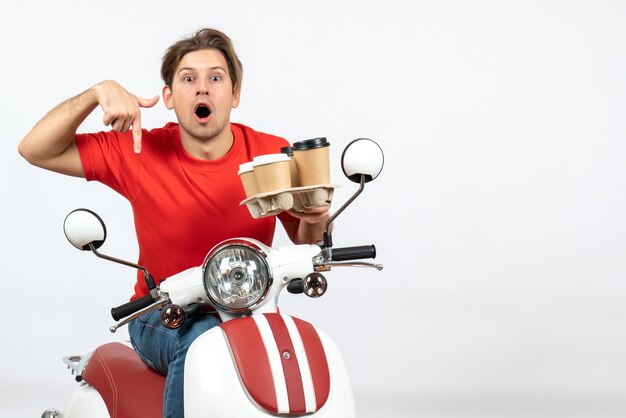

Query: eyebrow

[177,66,227,75]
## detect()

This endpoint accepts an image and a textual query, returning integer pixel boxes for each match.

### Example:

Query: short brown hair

[161,28,243,93]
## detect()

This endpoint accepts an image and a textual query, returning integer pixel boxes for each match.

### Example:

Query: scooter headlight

[202,239,271,312]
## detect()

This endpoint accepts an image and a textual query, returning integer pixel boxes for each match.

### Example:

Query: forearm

[18,86,99,172]
[293,211,331,245]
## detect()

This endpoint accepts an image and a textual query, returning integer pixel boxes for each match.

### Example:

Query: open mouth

[194,104,212,121]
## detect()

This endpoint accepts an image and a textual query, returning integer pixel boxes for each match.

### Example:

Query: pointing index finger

[132,111,142,154]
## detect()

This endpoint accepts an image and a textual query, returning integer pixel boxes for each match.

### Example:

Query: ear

[162,85,174,110]
[232,87,241,109]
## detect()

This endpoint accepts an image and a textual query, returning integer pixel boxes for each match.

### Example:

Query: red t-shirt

[76,122,297,300]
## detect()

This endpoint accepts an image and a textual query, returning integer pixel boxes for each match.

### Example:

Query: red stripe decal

[265,313,307,413]
[220,318,278,413]
[293,317,331,410]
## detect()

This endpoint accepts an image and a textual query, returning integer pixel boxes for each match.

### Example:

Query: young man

[18,28,330,418]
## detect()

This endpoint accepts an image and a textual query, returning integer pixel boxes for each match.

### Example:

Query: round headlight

[202,240,271,312]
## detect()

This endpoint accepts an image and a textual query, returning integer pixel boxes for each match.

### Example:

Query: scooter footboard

[185,313,356,417]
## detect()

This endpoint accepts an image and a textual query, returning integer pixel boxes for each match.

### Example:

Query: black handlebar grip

[332,245,376,261]
[111,294,155,321]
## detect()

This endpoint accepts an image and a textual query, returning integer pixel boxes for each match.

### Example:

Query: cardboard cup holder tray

[241,184,337,218]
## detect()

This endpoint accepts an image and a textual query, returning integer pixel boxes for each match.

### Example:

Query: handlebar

[111,294,155,321]
[331,245,376,261]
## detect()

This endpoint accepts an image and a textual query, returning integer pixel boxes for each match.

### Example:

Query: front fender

[184,314,355,418]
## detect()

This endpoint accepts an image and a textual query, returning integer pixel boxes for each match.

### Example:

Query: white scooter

[42,138,384,418]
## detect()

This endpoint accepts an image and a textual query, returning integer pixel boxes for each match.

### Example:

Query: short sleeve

[75,130,140,199]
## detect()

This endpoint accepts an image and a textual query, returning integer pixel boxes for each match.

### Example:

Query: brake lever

[314,261,383,272]
[109,299,169,333]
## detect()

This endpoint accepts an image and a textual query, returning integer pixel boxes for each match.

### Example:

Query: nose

[196,79,209,96]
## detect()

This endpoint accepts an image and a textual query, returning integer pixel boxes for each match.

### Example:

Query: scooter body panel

[185,318,356,418]
[63,382,110,418]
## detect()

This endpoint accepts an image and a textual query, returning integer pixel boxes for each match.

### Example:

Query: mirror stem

[323,175,366,257]
[88,243,157,291]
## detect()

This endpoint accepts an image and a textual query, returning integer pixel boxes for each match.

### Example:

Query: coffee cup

[281,146,300,187]
[291,137,330,186]
[252,153,292,193]
[238,162,260,198]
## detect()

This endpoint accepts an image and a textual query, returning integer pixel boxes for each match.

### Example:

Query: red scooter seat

[82,342,165,418]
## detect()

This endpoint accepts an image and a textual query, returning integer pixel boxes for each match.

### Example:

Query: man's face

[163,48,240,143]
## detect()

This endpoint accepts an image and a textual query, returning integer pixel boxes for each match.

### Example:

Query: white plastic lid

[237,162,255,175]
[252,153,290,167]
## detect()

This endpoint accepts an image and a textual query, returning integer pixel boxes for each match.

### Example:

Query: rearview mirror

[341,138,384,183]
[63,209,107,251]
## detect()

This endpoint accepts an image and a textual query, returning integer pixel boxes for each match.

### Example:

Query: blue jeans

[128,309,221,418]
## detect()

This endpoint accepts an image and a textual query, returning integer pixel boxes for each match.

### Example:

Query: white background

[2,1,626,417]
